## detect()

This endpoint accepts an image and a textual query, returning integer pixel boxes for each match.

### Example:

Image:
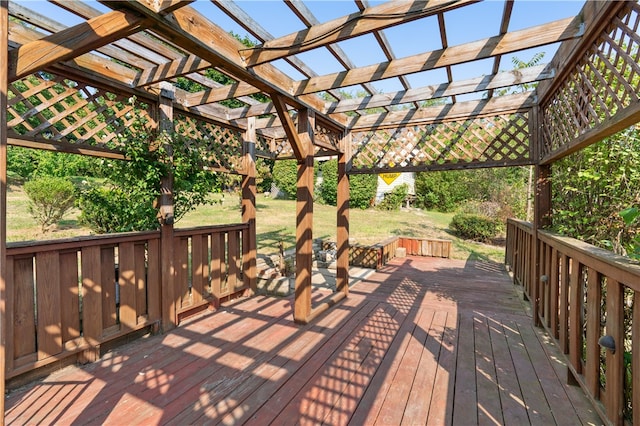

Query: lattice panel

[7,72,154,148]
[174,113,245,173]
[255,134,276,158]
[314,119,341,151]
[350,113,530,172]
[541,3,640,159]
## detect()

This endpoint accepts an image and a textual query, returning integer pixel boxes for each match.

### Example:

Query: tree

[319,159,376,209]
[78,100,222,233]
[24,176,75,232]
[551,126,640,256]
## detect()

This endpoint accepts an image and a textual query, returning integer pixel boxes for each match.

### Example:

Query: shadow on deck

[6,256,602,425]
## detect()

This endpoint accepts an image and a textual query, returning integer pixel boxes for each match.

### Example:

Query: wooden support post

[531,102,550,328]
[0,2,8,422]
[336,131,350,296]
[158,83,176,331]
[294,109,314,323]
[532,163,551,327]
[242,117,257,294]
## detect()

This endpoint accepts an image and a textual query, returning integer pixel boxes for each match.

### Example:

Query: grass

[8,188,505,263]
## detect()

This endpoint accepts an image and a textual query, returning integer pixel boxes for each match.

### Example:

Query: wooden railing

[346,236,451,269]
[174,223,249,318]
[5,223,249,380]
[506,218,640,425]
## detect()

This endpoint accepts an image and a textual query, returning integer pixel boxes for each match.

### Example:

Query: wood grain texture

[242,0,477,66]
[5,257,602,425]
[9,9,147,81]
[294,17,583,96]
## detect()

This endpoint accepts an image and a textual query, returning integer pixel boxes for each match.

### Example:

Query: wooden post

[336,131,350,296]
[242,117,257,294]
[531,163,551,327]
[532,103,552,327]
[294,109,314,323]
[604,279,623,425]
[158,83,176,331]
[0,2,8,422]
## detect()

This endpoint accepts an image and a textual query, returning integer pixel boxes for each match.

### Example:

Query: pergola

[1,1,639,424]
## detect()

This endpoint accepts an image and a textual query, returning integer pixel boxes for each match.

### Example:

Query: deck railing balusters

[5,223,249,379]
[506,218,640,425]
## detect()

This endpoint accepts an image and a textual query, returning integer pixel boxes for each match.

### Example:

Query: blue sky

[17,0,586,99]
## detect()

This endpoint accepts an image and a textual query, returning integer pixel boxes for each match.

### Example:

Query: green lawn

[8,188,505,262]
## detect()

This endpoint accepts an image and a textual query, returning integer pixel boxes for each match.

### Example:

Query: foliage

[319,159,338,205]
[377,183,409,211]
[350,173,378,209]
[272,160,298,199]
[78,186,157,233]
[551,127,640,256]
[7,146,103,183]
[78,99,221,233]
[620,206,640,260]
[495,52,546,96]
[415,170,471,212]
[318,159,376,209]
[256,158,274,193]
[450,213,500,242]
[24,176,76,232]
[415,167,527,218]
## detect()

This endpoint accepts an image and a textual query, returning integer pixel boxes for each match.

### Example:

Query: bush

[319,159,338,205]
[78,185,157,233]
[450,213,500,242]
[319,159,376,209]
[350,173,377,209]
[272,159,298,199]
[377,183,408,211]
[24,176,76,232]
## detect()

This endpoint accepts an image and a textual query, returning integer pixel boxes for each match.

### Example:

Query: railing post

[242,117,257,294]
[0,3,8,421]
[158,83,176,331]
[605,278,624,425]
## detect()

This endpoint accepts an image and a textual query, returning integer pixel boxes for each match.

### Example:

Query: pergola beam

[8,9,148,82]
[325,64,554,114]
[348,92,536,129]
[292,16,584,96]
[106,1,346,129]
[486,0,514,99]
[223,63,554,121]
[240,0,477,66]
[271,95,307,161]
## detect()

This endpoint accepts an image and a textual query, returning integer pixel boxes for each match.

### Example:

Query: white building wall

[375,172,415,203]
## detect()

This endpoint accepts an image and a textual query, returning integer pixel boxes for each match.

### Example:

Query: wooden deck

[6,256,602,425]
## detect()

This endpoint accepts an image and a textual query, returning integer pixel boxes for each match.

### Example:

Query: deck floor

[6,256,602,425]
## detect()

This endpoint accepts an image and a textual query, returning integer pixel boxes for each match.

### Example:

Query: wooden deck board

[5,257,603,425]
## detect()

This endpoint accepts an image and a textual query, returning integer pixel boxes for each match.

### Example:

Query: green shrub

[272,159,298,199]
[78,185,157,233]
[24,176,76,232]
[319,159,338,205]
[450,213,500,242]
[318,159,376,209]
[377,183,408,211]
[350,174,377,209]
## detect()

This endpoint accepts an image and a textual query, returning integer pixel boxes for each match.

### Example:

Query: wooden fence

[506,218,640,425]
[5,224,248,380]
